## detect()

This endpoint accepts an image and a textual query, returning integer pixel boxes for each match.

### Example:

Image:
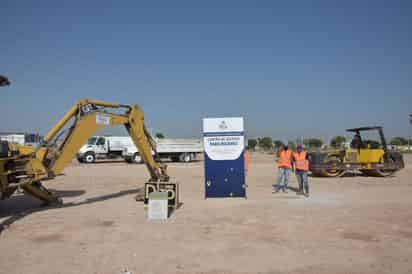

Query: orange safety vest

[278,149,292,169]
[293,151,309,171]
[244,150,250,171]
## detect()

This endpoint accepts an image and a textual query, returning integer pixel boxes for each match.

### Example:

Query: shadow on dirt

[80,159,203,165]
[168,202,184,218]
[308,171,367,178]
[309,171,397,179]
[287,186,300,192]
[77,160,126,165]
[0,187,143,234]
[127,160,203,165]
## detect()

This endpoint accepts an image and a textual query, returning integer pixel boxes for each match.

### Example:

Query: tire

[360,156,397,177]
[132,153,142,164]
[360,170,395,177]
[317,155,345,177]
[84,152,96,163]
[179,153,192,163]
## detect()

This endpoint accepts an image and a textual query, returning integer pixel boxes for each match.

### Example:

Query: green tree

[247,139,258,151]
[155,132,165,139]
[330,135,346,148]
[273,140,283,149]
[303,138,323,148]
[258,137,273,150]
[287,140,296,150]
[390,137,408,146]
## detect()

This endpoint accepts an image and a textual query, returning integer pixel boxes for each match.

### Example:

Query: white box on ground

[148,192,168,220]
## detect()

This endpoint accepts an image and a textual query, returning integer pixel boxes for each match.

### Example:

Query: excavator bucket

[21,181,62,204]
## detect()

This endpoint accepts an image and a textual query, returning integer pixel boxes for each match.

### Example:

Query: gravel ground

[0,153,411,274]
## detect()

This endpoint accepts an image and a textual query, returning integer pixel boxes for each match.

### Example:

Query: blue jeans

[295,170,309,193]
[273,168,290,191]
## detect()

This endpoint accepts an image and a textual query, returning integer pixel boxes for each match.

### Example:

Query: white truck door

[95,137,108,154]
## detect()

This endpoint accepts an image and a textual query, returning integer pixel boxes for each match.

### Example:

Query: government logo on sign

[219,121,228,130]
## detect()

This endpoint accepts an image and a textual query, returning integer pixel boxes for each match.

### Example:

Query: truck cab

[77,136,107,163]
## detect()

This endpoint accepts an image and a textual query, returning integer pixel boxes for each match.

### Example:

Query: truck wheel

[133,153,142,164]
[179,153,192,163]
[84,152,95,163]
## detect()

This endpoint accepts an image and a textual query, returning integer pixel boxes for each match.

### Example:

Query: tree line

[247,137,325,151]
[247,136,412,150]
[390,137,412,146]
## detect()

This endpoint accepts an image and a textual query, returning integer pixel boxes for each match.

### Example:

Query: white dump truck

[77,136,133,163]
[77,136,203,163]
[123,138,204,163]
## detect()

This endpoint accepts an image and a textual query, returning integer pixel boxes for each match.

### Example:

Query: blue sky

[1,0,411,141]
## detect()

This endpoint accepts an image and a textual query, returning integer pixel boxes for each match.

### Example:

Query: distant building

[0,132,42,145]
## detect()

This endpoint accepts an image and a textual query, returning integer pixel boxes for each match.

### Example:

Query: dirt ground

[1,153,412,274]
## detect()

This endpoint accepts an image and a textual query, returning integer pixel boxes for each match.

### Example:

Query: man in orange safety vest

[244,149,250,173]
[273,143,293,193]
[293,144,310,197]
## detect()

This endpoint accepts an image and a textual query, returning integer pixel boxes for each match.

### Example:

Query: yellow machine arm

[0,98,169,203]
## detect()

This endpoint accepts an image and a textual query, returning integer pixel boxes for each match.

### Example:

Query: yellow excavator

[0,98,170,204]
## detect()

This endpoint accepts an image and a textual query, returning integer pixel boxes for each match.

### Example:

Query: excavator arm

[1,98,169,203]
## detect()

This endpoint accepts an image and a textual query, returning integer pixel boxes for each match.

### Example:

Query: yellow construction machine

[0,98,170,204]
[309,126,404,177]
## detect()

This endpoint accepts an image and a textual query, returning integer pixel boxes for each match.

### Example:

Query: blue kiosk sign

[203,117,246,198]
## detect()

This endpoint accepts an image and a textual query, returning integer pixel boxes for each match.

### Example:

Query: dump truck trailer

[123,138,203,163]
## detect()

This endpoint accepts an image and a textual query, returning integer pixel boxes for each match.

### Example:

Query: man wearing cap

[293,144,310,197]
[273,143,293,193]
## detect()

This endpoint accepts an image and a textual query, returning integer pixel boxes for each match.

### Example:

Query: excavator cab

[309,126,404,177]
